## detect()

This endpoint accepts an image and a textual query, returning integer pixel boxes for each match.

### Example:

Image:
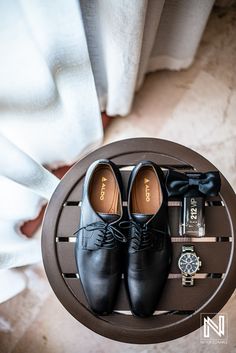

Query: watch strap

[182,245,194,253]
[182,274,194,286]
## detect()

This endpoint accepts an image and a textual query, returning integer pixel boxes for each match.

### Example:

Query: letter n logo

[203,315,225,338]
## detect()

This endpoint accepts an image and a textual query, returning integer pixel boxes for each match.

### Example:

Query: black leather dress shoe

[124,161,172,317]
[75,159,126,315]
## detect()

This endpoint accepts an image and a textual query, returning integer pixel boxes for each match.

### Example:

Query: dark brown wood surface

[57,204,230,238]
[57,241,230,274]
[66,277,222,313]
[42,138,236,344]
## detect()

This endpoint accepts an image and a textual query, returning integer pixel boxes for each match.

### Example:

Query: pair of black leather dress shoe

[75,159,172,317]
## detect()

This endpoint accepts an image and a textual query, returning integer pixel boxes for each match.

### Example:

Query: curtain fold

[81,0,214,115]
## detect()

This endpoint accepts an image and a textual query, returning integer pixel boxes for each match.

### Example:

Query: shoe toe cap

[127,277,164,317]
[81,274,120,315]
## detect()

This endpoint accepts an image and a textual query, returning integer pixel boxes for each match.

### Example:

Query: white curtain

[0,0,214,300]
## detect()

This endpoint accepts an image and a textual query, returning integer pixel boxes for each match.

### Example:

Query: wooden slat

[65,277,88,306]
[57,242,78,273]
[57,242,231,274]
[57,206,81,237]
[57,205,231,237]
[168,206,231,236]
[62,275,190,329]
[65,277,222,312]
[67,169,222,202]
[111,152,193,168]
[101,312,190,329]
[171,242,231,272]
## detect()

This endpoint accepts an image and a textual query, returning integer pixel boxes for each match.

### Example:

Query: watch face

[178,253,200,275]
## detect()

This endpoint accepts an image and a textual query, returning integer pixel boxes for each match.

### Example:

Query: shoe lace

[119,220,166,251]
[74,221,126,249]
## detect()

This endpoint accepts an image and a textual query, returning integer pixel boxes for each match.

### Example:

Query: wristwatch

[178,245,202,286]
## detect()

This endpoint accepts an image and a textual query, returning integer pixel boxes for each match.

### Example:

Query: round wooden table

[42,138,236,344]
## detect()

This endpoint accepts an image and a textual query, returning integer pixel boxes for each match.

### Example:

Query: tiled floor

[0,6,236,353]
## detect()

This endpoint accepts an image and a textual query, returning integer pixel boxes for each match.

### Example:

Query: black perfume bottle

[179,190,205,237]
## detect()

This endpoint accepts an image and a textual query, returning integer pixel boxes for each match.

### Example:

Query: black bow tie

[165,170,221,197]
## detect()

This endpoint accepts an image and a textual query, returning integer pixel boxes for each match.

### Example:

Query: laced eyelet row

[75,220,166,250]
[119,220,166,251]
[74,221,126,249]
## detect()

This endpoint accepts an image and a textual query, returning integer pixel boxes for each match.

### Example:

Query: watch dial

[179,253,199,275]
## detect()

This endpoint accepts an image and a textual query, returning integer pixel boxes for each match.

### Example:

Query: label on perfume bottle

[180,196,205,237]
